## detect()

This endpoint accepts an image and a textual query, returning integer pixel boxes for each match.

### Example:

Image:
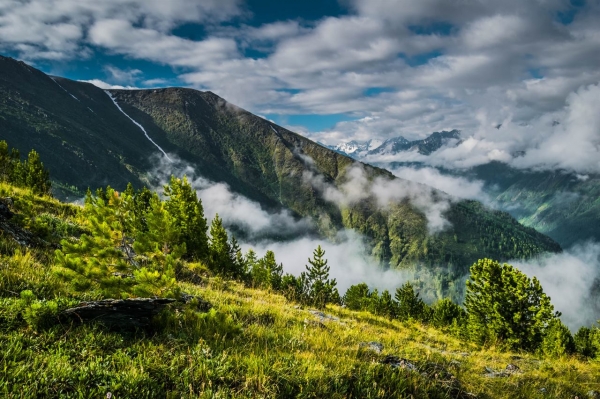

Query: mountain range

[0,55,561,297]
[330,129,600,248]
[329,130,461,158]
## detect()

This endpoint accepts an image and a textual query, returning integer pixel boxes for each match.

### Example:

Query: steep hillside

[0,55,560,276]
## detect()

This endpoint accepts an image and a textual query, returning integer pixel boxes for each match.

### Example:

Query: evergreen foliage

[0,141,51,195]
[541,319,576,358]
[432,298,466,328]
[574,326,600,358]
[303,245,339,309]
[465,259,559,351]
[163,176,209,260]
[395,282,430,322]
[343,283,372,311]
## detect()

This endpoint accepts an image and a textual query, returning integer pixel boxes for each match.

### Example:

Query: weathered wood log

[60,298,176,329]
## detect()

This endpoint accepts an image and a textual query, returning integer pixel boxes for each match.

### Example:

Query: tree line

[0,141,51,195]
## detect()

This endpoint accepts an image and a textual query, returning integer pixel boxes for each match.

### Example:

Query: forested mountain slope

[0,55,560,275]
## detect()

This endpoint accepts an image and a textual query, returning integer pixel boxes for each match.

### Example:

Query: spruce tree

[22,150,51,195]
[305,245,339,309]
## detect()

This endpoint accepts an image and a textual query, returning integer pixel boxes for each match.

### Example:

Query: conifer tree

[304,245,339,309]
[343,283,371,311]
[55,187,178,298]
[465,258,559,351]
[395,282,428,321]
[22,150,51,195]
[208,214,234,275]
[55,188,136,297]
[163,176,208,260]
[0,141,19,182]
[377,289,396,320]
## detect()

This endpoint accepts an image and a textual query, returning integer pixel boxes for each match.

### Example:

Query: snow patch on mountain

[105,90,172,161]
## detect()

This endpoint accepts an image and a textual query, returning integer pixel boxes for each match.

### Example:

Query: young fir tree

[163,176,208,261]
[55,188,136,297]
[304,245,339,309]
[541,319,576,358]
[465,258,559,351]
[432,298,465,328]
[377,289,397,320]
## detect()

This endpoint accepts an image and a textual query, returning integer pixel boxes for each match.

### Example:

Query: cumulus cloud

[389,166,490,204]
[511,243,600,330]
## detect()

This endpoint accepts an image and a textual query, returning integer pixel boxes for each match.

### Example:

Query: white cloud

[511,242,600,330]
[79,79,138,90]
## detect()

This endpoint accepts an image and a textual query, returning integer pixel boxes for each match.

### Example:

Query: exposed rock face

[0,197,51,248]
[60,298,176,329]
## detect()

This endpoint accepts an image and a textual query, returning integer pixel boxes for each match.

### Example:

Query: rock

[303,318,327,329]
[380,355,418,371]
[0,198,14,219]
[60,298,176,329]
[308,310,340,322]
[180,293,212,312]
[483,366,509,378]
[589,390,600,398]
[359,341,383,353]
[505,364,520,374]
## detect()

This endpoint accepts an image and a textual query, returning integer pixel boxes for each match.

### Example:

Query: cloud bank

[511,243,600,330]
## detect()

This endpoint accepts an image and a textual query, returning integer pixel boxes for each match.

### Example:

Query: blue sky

[1,0,598,149]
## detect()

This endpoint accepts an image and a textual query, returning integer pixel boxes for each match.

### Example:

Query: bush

[574,326,600,358]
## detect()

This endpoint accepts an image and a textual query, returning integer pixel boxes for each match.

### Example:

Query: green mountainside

[0,55,560,283]
[468,162,600,248]
[385,159,600,248]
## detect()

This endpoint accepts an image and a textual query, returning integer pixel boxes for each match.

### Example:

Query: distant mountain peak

[363,130,461,157]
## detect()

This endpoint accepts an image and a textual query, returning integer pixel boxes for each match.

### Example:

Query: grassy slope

[0,183,598,399]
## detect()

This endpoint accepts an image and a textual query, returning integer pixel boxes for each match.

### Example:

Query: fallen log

[60,298,176,329]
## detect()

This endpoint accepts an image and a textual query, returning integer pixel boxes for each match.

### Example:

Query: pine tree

[163,176,208,260]
[305,245,339,309]
[377,289,396,320]
[55,188,136,297]
[541,319,576,358]
[0,141,19,182]
[465,258,559,351]
[343,283,371,311]
[432,298,465,328]
[395,282,428,321]
[208,214,234,275]
[22,150,51,195]
[55,187,178,298]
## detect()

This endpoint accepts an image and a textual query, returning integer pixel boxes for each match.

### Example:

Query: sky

[1,0,600,173]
